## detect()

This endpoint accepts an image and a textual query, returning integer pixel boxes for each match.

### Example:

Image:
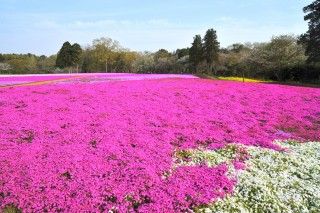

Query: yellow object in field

[217,76,270,83]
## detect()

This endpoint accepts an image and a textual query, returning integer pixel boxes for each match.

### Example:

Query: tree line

[0,0,319,83]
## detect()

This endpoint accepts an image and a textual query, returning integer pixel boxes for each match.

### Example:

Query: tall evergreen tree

[203,28,220,70]
[300,0,320,63]
[56,42,82,69]
[56,41,72,68]
[189,35,203,72]
[71,43,82,67]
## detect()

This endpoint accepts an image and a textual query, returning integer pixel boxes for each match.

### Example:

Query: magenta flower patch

[0,74,319,212]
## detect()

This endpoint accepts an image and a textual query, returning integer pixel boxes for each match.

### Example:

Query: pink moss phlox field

[0,73,197,86]
[0,74,320,212]
[0,75,76,86]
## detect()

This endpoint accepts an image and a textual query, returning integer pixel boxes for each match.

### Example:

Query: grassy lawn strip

[196,74,272,83]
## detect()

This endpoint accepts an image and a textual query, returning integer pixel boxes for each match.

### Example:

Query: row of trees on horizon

[0,0,319,83]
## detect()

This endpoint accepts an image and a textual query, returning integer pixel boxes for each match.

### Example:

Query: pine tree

[56,42,72,68]
[71,43,82,68]
[56,42,82,69]
[189,35,203,72]
[300,0,320,63]
[203,28,220,71]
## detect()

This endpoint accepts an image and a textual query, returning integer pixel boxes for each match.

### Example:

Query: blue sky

[0,0,313,55]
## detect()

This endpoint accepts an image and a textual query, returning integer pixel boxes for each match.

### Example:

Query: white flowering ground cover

[175,141,320,213]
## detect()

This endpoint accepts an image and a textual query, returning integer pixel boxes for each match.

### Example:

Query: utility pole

[242,70,245,83]
[106,59,108,73]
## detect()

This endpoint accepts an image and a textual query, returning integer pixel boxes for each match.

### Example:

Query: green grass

[3,205,21,213]
[197,74,271,83]
[198,74,320,88]
[216,76,270,83]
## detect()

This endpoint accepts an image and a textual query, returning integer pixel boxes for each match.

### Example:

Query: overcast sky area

[0,0,313,56]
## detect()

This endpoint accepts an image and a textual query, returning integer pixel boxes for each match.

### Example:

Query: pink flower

[0,74,319,211]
